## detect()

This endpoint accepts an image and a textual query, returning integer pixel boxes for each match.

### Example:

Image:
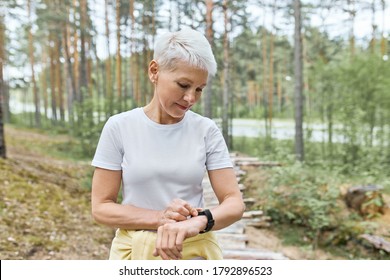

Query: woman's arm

[207,167,246,230]
[91,167,197,229]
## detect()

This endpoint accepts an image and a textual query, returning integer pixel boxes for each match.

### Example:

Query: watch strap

[197,209,215,234]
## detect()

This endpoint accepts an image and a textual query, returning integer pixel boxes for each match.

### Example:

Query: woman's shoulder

[107,108,142,123]
[187,110,216,126]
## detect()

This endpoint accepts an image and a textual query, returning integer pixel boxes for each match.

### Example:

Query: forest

[0,0,390,260]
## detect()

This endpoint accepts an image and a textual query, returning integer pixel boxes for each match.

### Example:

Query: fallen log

[246,217,272,228]
[359,234,390,253]
[243,197,256,208]
[242,210,264,219]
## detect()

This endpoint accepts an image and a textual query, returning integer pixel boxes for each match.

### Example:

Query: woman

[91,28,245,260]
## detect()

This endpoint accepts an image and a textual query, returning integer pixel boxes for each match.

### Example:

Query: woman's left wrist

[192,215,208,232]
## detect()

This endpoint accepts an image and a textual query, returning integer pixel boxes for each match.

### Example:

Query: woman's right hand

[157,198,198,226]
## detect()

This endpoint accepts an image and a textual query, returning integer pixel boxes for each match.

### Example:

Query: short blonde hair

[153,28,217,76]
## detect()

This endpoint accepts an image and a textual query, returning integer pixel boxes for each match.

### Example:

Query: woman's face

[149,60,208,123]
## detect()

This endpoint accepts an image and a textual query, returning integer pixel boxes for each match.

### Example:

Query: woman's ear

[148,60,158,83]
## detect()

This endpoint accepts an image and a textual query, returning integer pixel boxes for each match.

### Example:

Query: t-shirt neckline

[139,107,188,129]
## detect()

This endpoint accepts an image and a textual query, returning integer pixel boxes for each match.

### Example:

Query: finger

[175,231,186,255]
[156,225,174,260]
[168,232,182,260]
[190,207,199,217]
[154,226,169,259]
[168,211,188,221]
[161,231,180,260]
[172,199,193,216]
[152,248,158,257]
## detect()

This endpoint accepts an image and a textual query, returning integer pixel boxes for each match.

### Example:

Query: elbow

[231,198,246,222]
[238,200,246,220]
[91,204,104,225]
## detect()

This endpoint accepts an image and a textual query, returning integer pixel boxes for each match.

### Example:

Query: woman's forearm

[209,196,245,231]
[92,202,161,230]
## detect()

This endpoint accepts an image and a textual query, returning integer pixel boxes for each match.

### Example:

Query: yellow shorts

[109,229,223,260]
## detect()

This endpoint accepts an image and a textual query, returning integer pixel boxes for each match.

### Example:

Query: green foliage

[73,97,105,158]
[263,162,340,243]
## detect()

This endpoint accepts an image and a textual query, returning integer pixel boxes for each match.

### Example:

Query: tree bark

[116,0,122,103]
[79,0,88,102]
[268,1,275,131]
[347,0,356,58]
[203,0,214,118]
[52,34,64,122]
[0,14,6,158]
[105,0,113,114]
[222,0,230,148]
[294,0,304,161]
[41,50,49,119]
[380,0,387,56]
[63,9,76,126]
[49,32,58,123]
[27,0,41,127]
[72,0,80,102]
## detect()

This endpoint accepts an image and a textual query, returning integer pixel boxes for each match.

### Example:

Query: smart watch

[197,209,215,234]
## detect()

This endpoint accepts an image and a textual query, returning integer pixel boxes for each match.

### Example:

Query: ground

[0,126,113,259]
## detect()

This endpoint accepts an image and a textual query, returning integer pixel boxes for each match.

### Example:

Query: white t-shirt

[91,108,233,211]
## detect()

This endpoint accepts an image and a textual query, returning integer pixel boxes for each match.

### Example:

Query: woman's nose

[183,90,196,104]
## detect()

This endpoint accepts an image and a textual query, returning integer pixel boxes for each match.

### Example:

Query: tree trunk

[222,0,230,148]
[79,0,88,103]
[41,50,49,120]
[63,24,75,127]
[261,23,269,136]
[116,0,122,105]
[49,33,58,123]
[268,2,275,131]
[72,0,80,102]
[55,35,65,122]
[0,14,6,158]
[27,0,41,127]
[129,0,135,104]
[380,0,386,56]
[294,0,304,161]
[203,0,214,118]
[105,0,113,115]
[347,0,356,58]
[370,0,377,53]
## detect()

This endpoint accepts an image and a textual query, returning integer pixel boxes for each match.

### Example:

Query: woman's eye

[178,83,189,89]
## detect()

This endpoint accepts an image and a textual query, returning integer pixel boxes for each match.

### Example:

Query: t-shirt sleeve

[205,122,233,170]
[91,117,123,170]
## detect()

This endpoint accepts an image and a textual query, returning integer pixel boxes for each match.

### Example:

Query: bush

[262,162,351,248]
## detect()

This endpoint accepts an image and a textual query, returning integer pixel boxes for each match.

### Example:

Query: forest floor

[1,125,389,260]
[0,125,113,259]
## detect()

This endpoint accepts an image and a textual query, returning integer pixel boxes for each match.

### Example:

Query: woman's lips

[176,103,189,110]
